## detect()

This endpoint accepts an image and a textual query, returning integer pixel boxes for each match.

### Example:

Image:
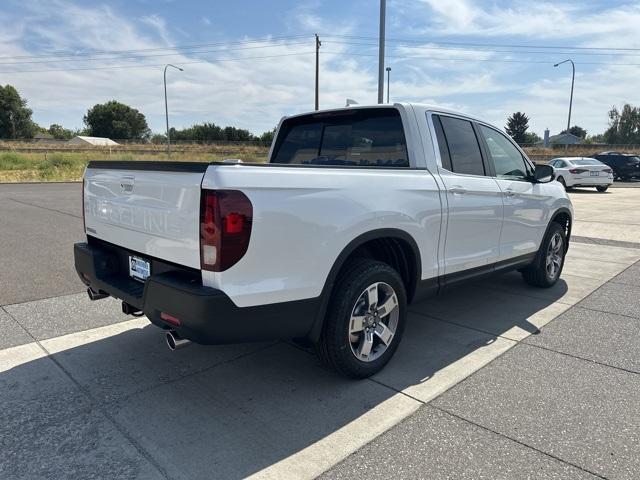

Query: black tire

[557,177,569,190]
[315,258,407,378]
[521,222,567,288]
[596,186,609,192]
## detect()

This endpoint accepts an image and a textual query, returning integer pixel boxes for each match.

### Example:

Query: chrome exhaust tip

[166,330,191,351]
[87,287,108,301]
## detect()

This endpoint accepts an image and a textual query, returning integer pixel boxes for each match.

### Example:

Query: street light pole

[554,59,574,149]
[377,0,386,104]
[315,34,321,110]
[164,64,183,156]
[386,67,391,103]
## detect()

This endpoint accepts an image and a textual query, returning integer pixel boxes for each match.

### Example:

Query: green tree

[523,132,541,144]
[260,128,276,145]
[505,112,530,144]
[560,125,587,139]
[604,104,640,144]
[84,100,150,140]
[48,124,74,140]
[0,85,37,139]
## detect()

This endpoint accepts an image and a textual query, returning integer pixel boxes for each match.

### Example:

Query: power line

[0,41,312,66]
[322,40,640,58]
[322,50,640,66]
[322,34,640,52]
[0,52,315,74]
[0,34,312,61]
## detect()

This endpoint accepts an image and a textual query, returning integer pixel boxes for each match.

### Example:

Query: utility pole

[315,34,321,110]
[554,59,574,151]
[377,0,386,104]
[386,67,391,103]
[164,64,183,156]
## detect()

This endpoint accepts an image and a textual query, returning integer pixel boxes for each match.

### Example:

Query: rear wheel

[315,259,407,378]
[521,222,566,288]
[557,176,569,190]
[596,186,609,192]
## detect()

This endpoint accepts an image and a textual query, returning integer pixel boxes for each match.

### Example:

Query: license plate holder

[590,171,599,176]
[129,255,151,282]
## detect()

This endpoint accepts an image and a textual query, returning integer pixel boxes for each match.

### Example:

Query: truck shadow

[3,273,568,479]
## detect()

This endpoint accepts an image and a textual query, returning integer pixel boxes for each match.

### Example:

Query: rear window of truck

[270,108,409,167]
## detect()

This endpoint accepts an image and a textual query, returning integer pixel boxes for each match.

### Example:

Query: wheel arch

[549,207,572,251]
[306,228,422,342]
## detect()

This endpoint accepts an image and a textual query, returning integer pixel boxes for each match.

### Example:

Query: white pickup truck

[75,103,572,378]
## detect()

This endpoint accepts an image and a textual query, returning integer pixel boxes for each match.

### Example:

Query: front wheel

[557,176,567,190]
[315,259,407,378]
[596,186,609,192]
[521,222,567,288]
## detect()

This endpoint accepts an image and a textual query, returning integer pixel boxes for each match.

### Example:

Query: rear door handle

[448,186,467,195]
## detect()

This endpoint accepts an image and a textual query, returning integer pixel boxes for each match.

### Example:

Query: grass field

[0,142,637,182]
[0,144,269,182]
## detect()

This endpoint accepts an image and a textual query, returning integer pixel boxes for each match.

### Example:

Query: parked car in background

[548,157,614,192]
[592,152,640,180]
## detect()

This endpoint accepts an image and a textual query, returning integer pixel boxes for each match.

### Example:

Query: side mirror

[534,164,555,183]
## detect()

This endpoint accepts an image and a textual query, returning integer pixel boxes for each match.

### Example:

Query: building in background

[67,136,119,146]
[535,132,583,147]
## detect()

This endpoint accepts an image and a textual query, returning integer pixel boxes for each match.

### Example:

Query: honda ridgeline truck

[75,103,572,378]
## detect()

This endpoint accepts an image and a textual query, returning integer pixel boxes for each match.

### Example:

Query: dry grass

[1,142,638,182]
[0,143,269,182]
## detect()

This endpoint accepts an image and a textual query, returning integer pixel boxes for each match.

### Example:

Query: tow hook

[122,301,144,317]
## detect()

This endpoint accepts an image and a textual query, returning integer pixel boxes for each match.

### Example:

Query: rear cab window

[270,108,409,167]
[433,114,486,176]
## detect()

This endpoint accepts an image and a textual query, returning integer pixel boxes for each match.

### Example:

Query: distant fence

[0,139,637,164]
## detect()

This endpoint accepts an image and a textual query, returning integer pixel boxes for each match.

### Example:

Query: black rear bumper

[74,240,319,345]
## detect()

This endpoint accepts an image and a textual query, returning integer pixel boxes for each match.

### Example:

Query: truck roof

[282,102,486,124]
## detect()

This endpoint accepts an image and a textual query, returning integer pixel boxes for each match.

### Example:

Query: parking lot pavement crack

[572,236,640,250]
[8,197,82,219]
[410,306,640,377]
[0,305,174,480]
[0,289,87,308]
[428,404,609,480]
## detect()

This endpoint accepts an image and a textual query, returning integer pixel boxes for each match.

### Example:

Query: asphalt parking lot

[1,181,639,479]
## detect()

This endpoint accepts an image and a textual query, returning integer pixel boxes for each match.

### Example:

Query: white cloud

[1,0,638,138]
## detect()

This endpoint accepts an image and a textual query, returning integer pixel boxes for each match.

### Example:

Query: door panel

[494,179,548,258]
[432,114,503,274]
[439,172,504,273]
[476,124,548,260]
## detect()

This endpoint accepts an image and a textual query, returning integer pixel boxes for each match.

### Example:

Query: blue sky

[1,0,639,136]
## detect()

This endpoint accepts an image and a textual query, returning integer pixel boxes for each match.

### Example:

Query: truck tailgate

[83,162,207,269]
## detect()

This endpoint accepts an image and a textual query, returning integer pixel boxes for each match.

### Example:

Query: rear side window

[437,115,485,176]
[432,116,452,171]
[271,108,409,167]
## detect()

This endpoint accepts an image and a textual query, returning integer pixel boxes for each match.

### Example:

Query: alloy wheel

[348,282,400,362]
[545,232,564,280]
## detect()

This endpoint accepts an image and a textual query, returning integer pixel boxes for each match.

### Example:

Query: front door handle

[448,186,467,195]
[504,188,515,197]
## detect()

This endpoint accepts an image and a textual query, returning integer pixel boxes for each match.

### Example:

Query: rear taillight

[200,190,253,272]
[569,168,588,174]
[603,168,612,173]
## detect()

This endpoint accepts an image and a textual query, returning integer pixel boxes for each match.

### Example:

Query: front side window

[271,108,409,167]
[479,125,530,180]
[438,115,485,176]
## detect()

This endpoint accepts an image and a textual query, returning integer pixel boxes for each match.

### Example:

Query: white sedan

[548,157,614,192]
